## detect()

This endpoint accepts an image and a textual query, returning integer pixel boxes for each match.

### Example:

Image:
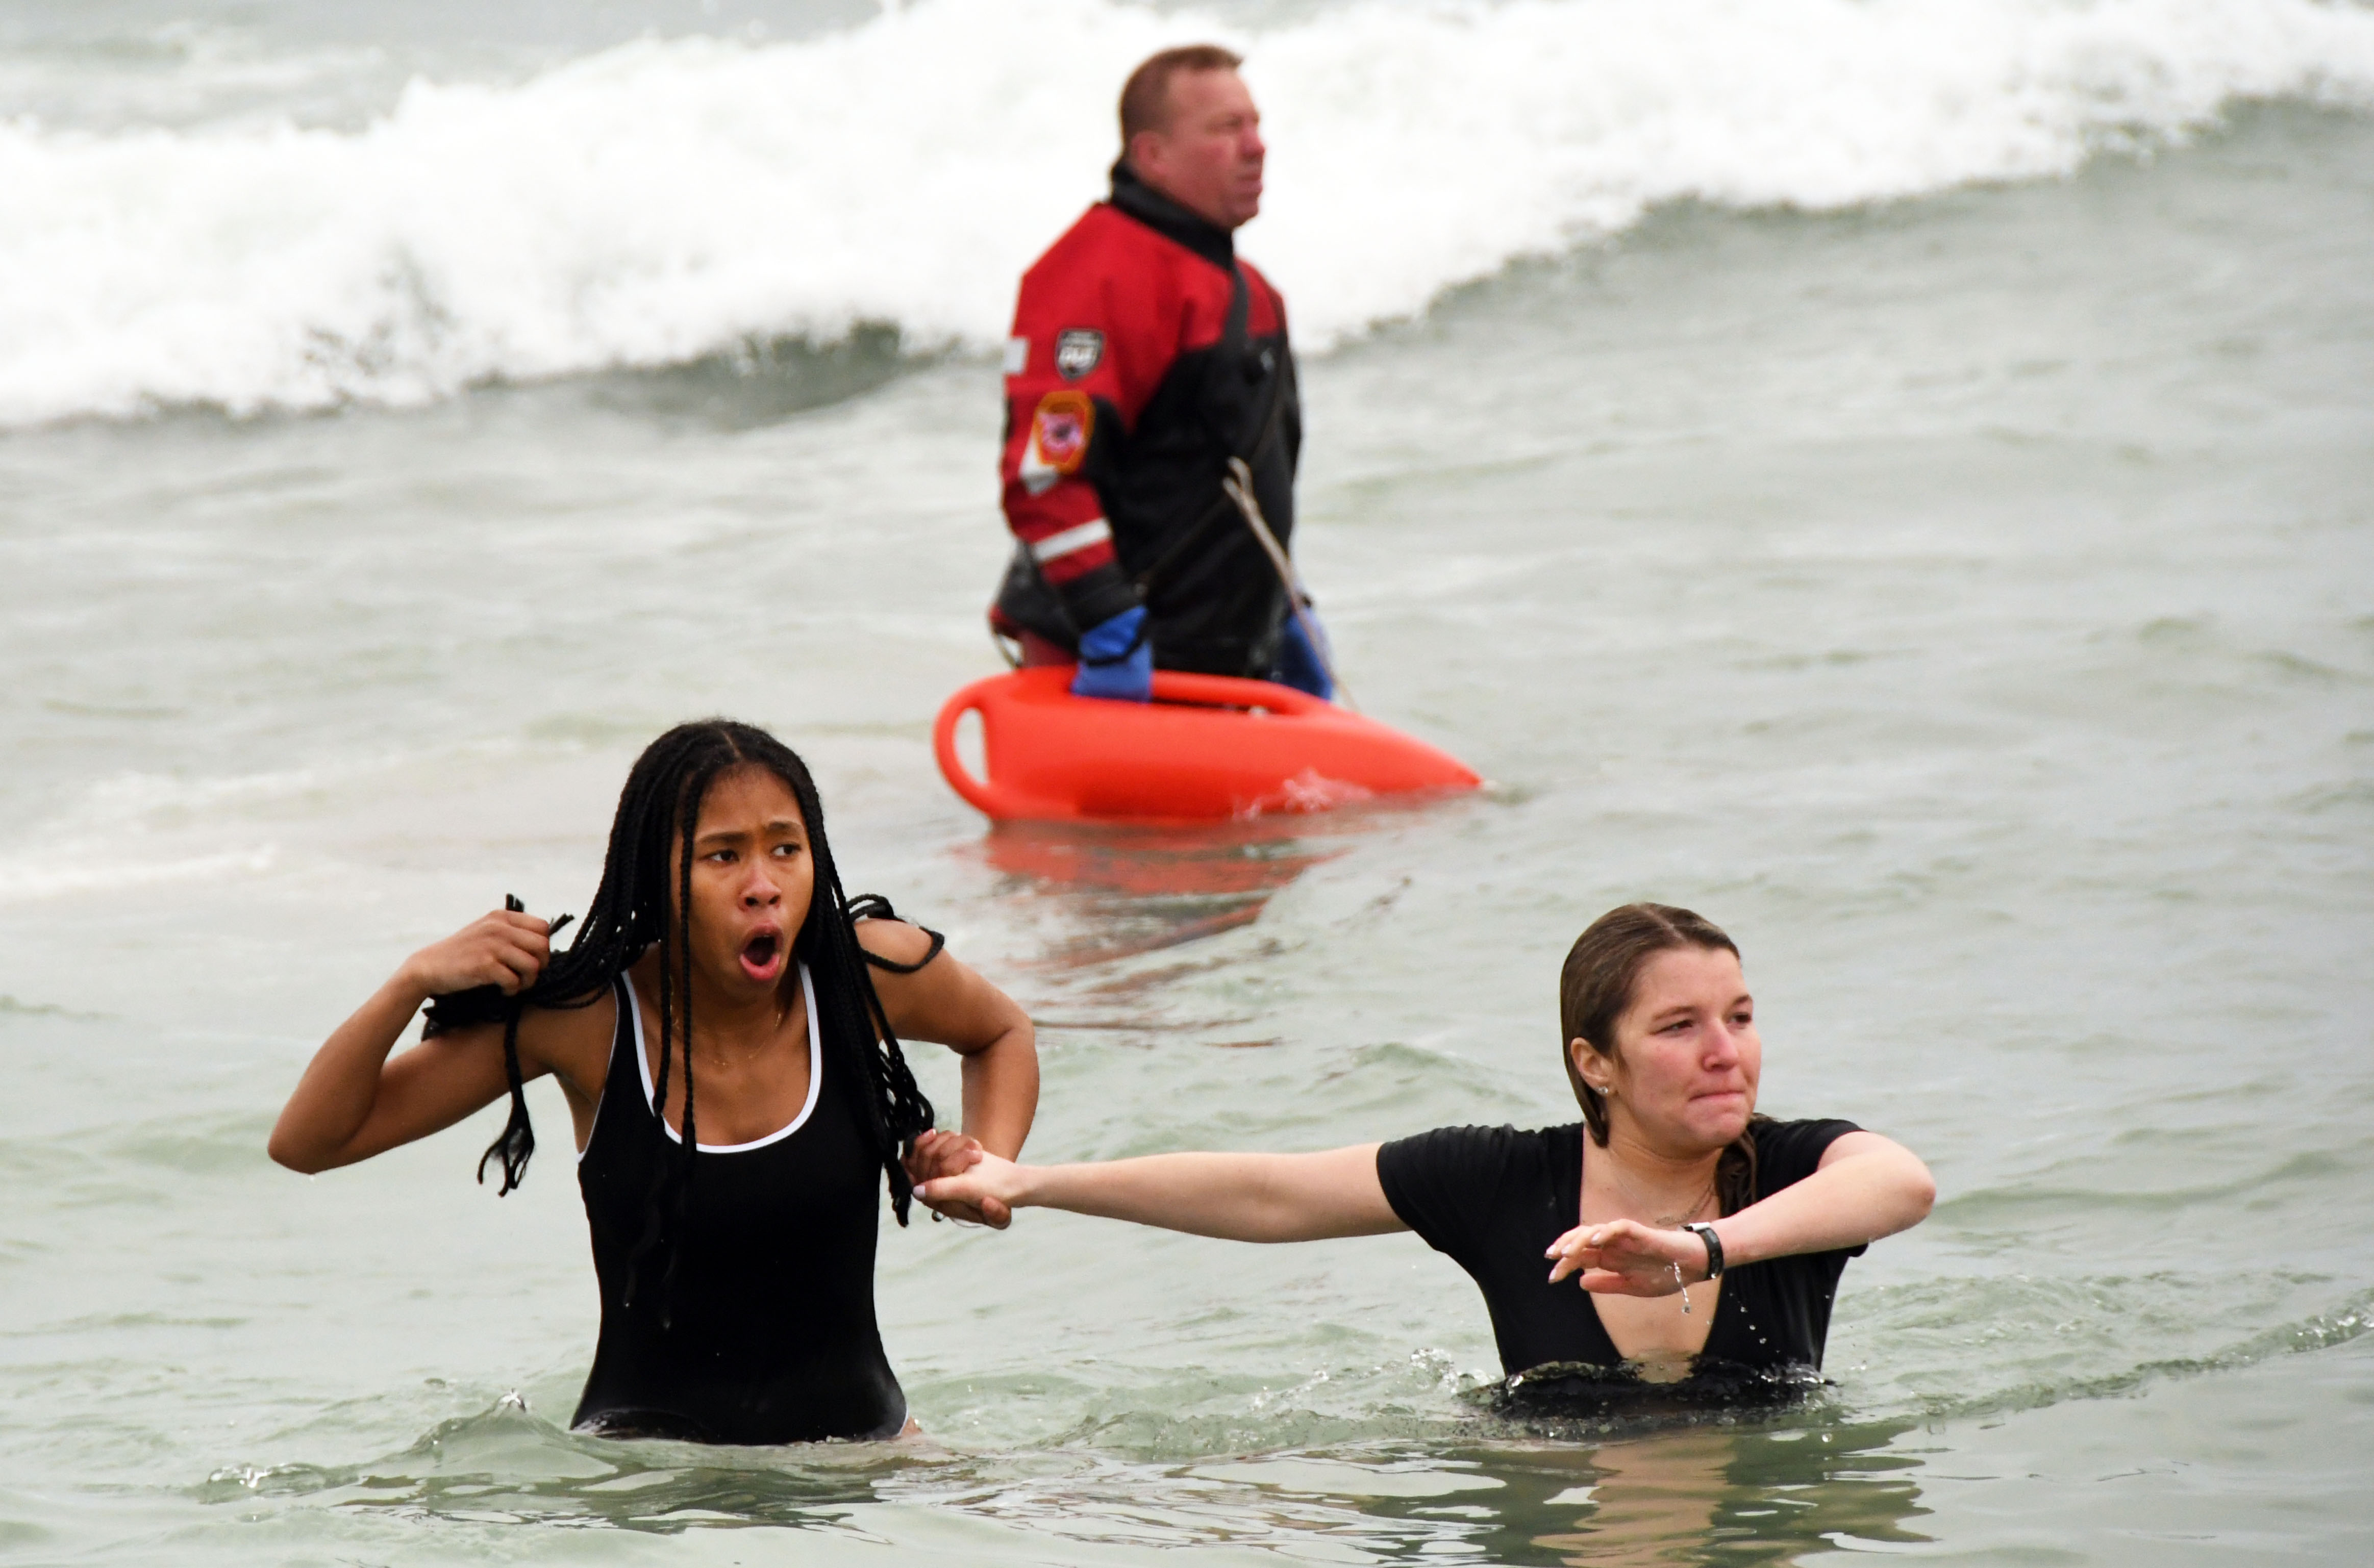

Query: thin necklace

[693,998,798,1069]
[1595,1152,1717,1228]
[703,1035,776,1068]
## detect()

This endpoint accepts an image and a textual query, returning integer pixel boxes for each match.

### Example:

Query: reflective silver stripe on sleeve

[1029,518,1112,564]
[1003,336,1028,376]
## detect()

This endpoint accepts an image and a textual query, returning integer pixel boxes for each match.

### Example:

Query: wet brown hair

[1119,44,1245,144]
[1559,902,1765,1214]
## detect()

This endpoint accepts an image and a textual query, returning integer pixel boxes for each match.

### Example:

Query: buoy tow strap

[1129,263,1297,620]
[1221,457,1355,711]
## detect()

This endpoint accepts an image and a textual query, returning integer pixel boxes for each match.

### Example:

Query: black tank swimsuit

[570,969,907,1444]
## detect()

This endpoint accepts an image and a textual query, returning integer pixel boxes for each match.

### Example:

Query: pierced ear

[1569,1036,1612,1095]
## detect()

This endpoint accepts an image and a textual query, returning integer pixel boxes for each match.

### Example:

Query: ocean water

[3,1,2372,1563]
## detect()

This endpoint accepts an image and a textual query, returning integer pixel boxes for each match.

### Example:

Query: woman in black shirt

[914,903,1932,1389]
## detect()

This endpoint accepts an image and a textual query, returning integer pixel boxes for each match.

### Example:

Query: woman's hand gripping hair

[406,906,556,998]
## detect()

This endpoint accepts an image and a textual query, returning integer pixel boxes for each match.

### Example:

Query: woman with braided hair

[269,720,1038,1444]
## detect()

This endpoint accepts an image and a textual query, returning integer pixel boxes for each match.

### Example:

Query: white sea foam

[0,765,323,903]
[2,0,2369,424]
[0,846,278,903]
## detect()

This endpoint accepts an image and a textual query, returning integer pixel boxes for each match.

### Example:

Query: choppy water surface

[3,2,2371,1563]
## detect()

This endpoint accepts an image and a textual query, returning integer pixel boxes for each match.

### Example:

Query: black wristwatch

[1683,1221,1726,1280]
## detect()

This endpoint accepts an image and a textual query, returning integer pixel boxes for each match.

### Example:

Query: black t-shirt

[1376,1119,1865,1382]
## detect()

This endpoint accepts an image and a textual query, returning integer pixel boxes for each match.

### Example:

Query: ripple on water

[1849,1275,2374,1421]
[1936,1147,2357,1229]
[196,1403,894,1532]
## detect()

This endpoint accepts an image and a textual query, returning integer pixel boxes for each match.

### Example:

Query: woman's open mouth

[739,930,784,982]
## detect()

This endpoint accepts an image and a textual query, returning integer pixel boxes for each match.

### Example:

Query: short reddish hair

[1118,44,1244,143]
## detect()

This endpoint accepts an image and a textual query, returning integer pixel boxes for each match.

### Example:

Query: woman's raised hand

[398,908,554,999]
[1545,1218,1706,1296]
[268,908,562,1174]
[910,1130,1021,1229]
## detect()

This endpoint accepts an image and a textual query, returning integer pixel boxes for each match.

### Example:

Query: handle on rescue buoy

[1146,669,1332,715]
[932,678,1012,819]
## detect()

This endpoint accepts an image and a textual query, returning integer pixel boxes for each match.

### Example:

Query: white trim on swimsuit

[612,963,823,1153]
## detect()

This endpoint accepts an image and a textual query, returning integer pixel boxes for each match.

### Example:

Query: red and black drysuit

[990,161,1303,678]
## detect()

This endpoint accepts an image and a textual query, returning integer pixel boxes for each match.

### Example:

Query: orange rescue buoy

[933,666,1482,823]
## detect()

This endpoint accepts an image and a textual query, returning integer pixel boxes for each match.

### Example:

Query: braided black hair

[421,721,939,1304]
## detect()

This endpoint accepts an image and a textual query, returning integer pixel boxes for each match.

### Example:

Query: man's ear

[1127,128,1168,181]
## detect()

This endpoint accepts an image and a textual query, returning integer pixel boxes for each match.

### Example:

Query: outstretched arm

[911,1142,1406,1242]
[268,910,557,1174]
[1545,1130,1935,1296]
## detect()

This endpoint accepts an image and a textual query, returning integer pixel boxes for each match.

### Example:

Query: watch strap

[1683,1221,1725,1279]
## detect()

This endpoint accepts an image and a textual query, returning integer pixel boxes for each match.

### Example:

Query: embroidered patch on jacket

[1029,390,1093,478]
[1054,328,1105,381]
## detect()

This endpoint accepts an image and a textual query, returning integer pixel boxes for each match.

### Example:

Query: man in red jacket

[989,45,1332,702]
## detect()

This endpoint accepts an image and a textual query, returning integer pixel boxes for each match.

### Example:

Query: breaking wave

[3,0,2371,423]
